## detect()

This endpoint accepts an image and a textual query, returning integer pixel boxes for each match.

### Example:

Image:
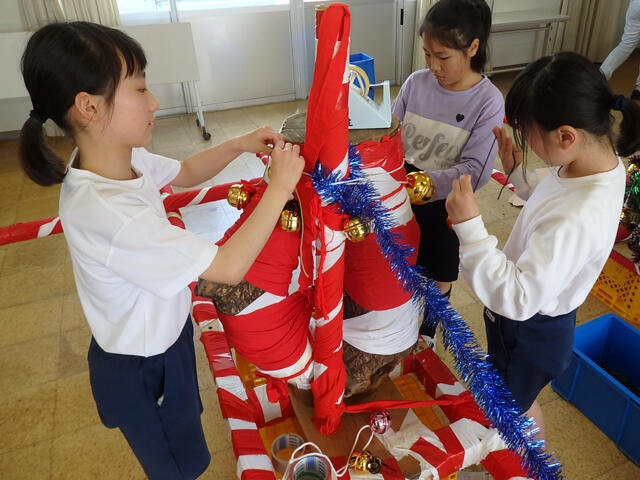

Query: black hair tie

[29,110,48,124]
[611,94,625,111]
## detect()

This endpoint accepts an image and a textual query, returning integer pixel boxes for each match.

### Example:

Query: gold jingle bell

[227,184,250,210]
[627,162,639,176]
[406,171,435,205]
[349,450,373,473]
[280,200,301,232]
[367,456,382,474]
[344,217,370,242]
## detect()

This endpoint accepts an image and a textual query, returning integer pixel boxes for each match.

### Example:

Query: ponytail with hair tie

[29,110,48,124]
[611,94,625,111]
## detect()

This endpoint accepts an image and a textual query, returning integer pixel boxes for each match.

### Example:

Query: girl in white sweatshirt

[445,52,640,440]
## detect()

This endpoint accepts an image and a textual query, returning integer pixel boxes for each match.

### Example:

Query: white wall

[148,7,296,115]
[487,0,565,72]
[0,0,22,32]
[0,1,30,133]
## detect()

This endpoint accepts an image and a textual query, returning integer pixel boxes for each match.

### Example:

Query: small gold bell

[367,456,382,474]
[280,200,301,232]
[349,450,373,473]
[344,217,370,242]
[627,163,639,176]
[406,171,435,205]
[227,184,250,209]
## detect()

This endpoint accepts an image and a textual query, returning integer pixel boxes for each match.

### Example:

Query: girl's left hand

[238,126,285,154]
[445,175,480,225]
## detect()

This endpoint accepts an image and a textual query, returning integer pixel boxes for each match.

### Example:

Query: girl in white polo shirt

[19,22,303,479]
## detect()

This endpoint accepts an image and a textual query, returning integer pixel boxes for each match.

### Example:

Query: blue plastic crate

[552,314,640,465]
[349,52,375,100]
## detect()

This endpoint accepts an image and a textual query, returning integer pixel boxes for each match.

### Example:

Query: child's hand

[492,126,523,175]
[238,126,285,154]
[269,141,304,195]
[445,175,480,225]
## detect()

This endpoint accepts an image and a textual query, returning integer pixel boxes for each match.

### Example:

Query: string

[472,135,498,192]
[497,150,518,200]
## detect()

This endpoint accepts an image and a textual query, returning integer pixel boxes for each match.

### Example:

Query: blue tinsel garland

[310,145,563,480]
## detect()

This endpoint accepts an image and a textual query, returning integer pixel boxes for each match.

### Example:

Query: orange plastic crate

[591,252,640,326]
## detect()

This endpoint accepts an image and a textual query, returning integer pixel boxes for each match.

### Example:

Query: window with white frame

[116,0,289,14]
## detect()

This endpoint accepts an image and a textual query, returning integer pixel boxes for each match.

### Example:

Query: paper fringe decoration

[310,145,563,480]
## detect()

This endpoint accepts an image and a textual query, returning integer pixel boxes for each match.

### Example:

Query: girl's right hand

[492,126,523,175]
[269,141,304,195]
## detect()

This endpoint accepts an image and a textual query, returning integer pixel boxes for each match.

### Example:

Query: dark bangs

[419,0,491,73]
[70,22,147,105]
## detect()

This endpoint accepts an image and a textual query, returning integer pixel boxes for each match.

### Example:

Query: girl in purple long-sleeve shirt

[392,0,504,341]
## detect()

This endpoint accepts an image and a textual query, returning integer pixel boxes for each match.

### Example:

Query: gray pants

[600,0,640,90]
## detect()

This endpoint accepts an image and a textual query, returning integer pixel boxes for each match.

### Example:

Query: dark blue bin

[551,313,640,465]
[349,52,375,100]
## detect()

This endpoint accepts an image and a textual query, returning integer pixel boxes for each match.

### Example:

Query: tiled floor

[1,53,640,479]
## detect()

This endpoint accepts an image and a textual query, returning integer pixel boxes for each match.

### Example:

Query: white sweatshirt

[453,159,626,320]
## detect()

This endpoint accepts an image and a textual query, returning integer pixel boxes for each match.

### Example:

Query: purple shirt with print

[392,69,505,201]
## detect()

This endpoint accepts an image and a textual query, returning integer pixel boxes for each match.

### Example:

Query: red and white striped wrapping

[490,168,515,192]
[342,132,421,356]
[410,349,532,480]
[297,3,352,434]
[0,179,261,247]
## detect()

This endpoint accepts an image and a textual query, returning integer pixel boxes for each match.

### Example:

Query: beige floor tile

[0,264,65,309]
[200,387,233,454]
[0,203,17,227]
[51,424,145,480]
[148,115,202,151]
[0,439,51,480]
[0,383,56,453]
[477,195,522,224]
[537,382,561,407]
[20,180,61,203]
[62,260,77,295]
[0,170,24,209]
[0,334,60,396]
[57,325,91,379]
[61,293,86,332]
[576,295,611,327]
[149,142,205,162]
[199,446,239,480]
[0,145,21,175]
[1,234,68,276]
[13,196,60,224]
[53,371,100,437]
[599,461,640,480]
[0,296,62,348]
[194,339,216,390]
[243,103,291,129]
[544,398,629,480]
[449,283,479,309]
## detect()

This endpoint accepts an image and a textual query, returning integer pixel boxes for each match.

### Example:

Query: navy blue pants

[88,317,210,480]
[484,307,577,412]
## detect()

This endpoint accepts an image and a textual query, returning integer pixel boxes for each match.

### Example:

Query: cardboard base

[288,377,426,479]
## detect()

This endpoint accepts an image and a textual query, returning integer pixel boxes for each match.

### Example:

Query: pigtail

[19,115,66,186]
[614,95,640,157]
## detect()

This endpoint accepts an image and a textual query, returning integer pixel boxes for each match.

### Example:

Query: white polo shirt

[60,147,218,356]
